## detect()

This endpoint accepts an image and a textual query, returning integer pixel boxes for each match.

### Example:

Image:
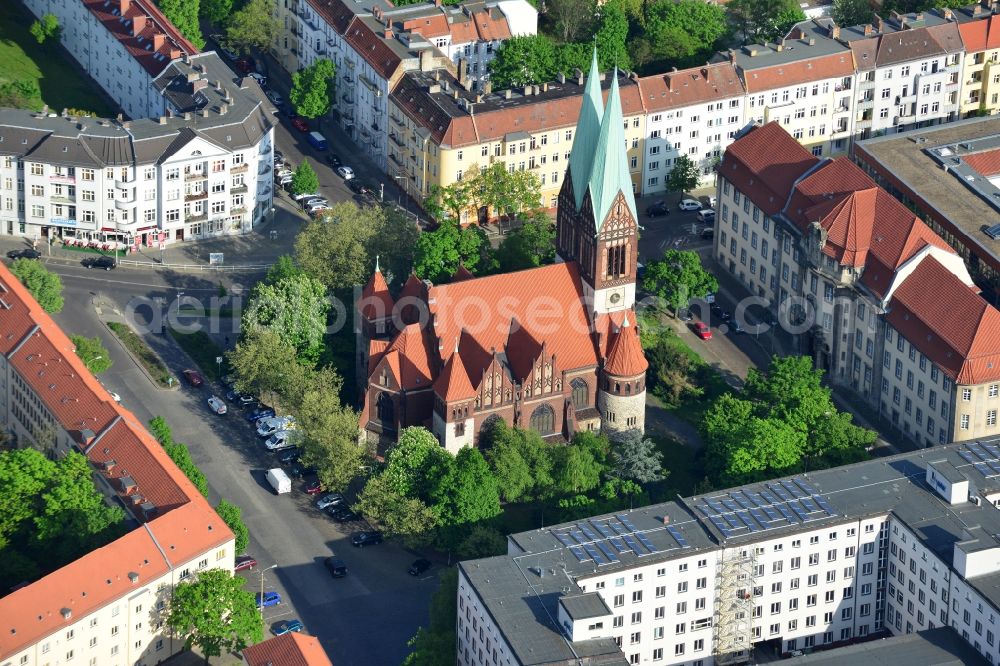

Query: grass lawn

[107,322,173,387]
[647,434,703,500]
[0,3,115,116]
[169,328,226,381]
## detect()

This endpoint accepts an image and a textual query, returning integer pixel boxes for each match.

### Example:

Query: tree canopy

[729,0,807,44]
[69,335,113,374]
[547,0,596,42]
[413,220,489,283]
[634,0,728,70]
[226,0,280,55]
[488,35,557,89]
[290,59,336,120]
[290,159,319,196]
[494,215,555,273]
[610,429,664,483]
[593,3,631,71]
[295,201,397,290]
[29,14,61,44]
[832,0,875,27]
[293,373,364,492]
[157,0,204,49]
[242,273,330,364]
[642,249,718,315]
[167,568,263,660]
[665,154,702,194]
[199,0,233,25]
[215,499,249,554]
[10,259,63,313]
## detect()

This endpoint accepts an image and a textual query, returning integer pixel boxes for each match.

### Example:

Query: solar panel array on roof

[549,514,683,566]
[961,443,1000,478]
[697,476,837,539]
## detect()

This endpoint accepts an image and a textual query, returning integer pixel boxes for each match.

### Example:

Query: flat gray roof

[559,593,611,621]
[854,116,1000,276]
[782,626,987,665]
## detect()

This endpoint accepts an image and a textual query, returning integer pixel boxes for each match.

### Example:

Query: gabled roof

[344,16,403,80]
[886,256,1000,384]
[434,347,477,401]
[874,22,963,67]
[958,14,1000,52]
[81,0,199,78]
[452,264,476,282]
[638,62,745,112]
[361,267,394,320]
[603,314,648,377]
[381,323,436,390]
[585,71,638,230]
[803,188,878,267]
[569,50,604,211]
[738,51,854,92]
[722,122,820,216]
[965,148,1000,177]
[243,632,334,666]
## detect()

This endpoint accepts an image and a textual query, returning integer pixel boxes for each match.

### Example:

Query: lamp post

[393,175,404,209]
[258,564,277,620]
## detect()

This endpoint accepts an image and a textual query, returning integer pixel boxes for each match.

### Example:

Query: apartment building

[637,63,746,194]
[459,442,1000,666]
[0,262,236,666]
[0,52,275,245]
[716,121,1000,446]
[957,9,1000,117]
[23,0,199,121]
[389,66,646,219]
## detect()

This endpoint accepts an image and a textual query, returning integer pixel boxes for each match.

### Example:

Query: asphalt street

[40,265,435,666]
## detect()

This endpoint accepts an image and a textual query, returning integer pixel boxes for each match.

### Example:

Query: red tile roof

[434,348,477,401]
[603,315,647,377]
[959,14,1000,52]
[740,52,854,93]
[638,63,745,111]
[360,268,393,320]
[721,122,819,216]
[965,147,1000,177]
[379,324,437,390]
[886,256,1000,384]
[0,262,233,660]
[307,0,355,34]
[401,13,451,39]
[81,0,199,77]
[344,17,403,80]
[243,632,334,666]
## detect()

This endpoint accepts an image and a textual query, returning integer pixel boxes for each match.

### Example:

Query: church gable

[599,192,637,238]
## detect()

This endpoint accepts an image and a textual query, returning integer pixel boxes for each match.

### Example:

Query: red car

[304,480,323,495]
[692,322,713,340]
[235,58,254,75]
[234,555,258,572]
[182,369,204,387]
[290,117,309,132]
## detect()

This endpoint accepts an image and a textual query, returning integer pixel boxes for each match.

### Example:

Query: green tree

[594,3,631,71]
[225,0,280,55]
[167,568,263,661]
[486,435,535,503]
[403,568,458,666]
[644,332,704,406]
[369,208,420,289]
[214,500,249,554]
[486,421,556,499]
[29,13,61,44]
[290,159,319,196]
[550,445,602,495]
[436,447,502,535]
[665,154,701,194]
[729,0,806,44]
[383,427,454,502]
[643,249,718,316]
[832,0,874,28]
[226,329,306,407]
[0,448,56,550]
[69,335,113,374]
[10,258,64,313]
[548,0,596,42]
[488,35,557,88]
[157,0,204,49]
[0,80,42,109]
[610,429,664,483]
[294,377,364,492]
[413,220,489,282]
[242,273,330,363]
[148,416,211,497]
[264,255,303,285]
[644,0,728,68]
[495,216,555,272]
[456,525,508,559]
[200,0,233,25]
[295,201,384,290]
[423,182,469,224]
[353,474,438,547]
[289,59,336,120]
[703,400,806,485]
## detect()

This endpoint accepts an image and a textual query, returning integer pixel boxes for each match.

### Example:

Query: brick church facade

[357,53,648,453]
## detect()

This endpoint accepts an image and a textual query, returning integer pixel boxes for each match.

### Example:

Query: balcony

[113,179,134,189]
[231,163,249,173]
[390,133,405,147]
[50,194,76,204]
[231,185,248,194]
[186,212,208,222]
[185,171,207,181]
[390,114,403,126]
[185,191,208,201]
[858,98,874,110]
[389,153,404,167]
[49,174,75,184]
[231,206,247,215]
[114,198,135,210]
[341,91,354,104]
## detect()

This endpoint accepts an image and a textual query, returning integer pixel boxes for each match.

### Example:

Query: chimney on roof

[873,15,883,31]
[863,23,873,35]
[458,58,469,87]
[169,48,182,60]
[153,33,165,50]
[542,82,549,92]
[123,121,130,129]
[942,7,953,19]
[118,0,130,13]
[831,25,841,39]
[728,49,736,63]
[435,0,442,5]
[384,26,392,38]
[523,84,532,96]
[776,39,785,51]
[184,111,192,121]
[158,115,167,124]
[452,88,459,100]
[557,71,565,84]
[219,103,228,115]
[808,37,816,45]
[187,71,200,83]
[483,80,492,95]
[131,14,146,36]
[200,108,209,117]
[182,52,189,65]
[166,108,173,117]
[419,49,433,72]
[973,4,983,14]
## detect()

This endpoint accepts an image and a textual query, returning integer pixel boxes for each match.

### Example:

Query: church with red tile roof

[357,52,647,452]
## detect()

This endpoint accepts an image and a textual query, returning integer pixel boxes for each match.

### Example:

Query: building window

[376,392,394,427]
[571,378,588,409]
[530,404,555,435]
[606,244,626,279]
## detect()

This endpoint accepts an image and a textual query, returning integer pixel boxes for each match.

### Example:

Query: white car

[207,395,227,415]
[278,176,293,187]
[679,199,702,211]
[257,416,295,437]
[306,202,330,214]
[708,195,717,207]
[293,191,320,202]
[248,72,267,87]
[336,166,355,180]
[265,431,296,451]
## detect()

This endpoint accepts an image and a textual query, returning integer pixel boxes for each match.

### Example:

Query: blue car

[256,591,281,608]
[246,407,276,422]
[272,619,304,635]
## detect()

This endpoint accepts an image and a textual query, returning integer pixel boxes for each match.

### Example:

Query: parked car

[234,555,258,572]
[352,531,384,547]
[336,165,355,180]
[731,320,746,334]
[288,463,316,478]
[324,153,342,167]
[292,191,320,202]
[255,591,281,608]
[265,431,296,451]
[678,198,702,211]
[325,557,347,578]
[409,559,432,576]
[306,203,330,215]
[328,507,358,523]
[692,322,713,340]
[275,169,292,179]
[316,493,345,510]
[272,619,303,636]
[304,479,323,495]
[247,72,267,88]
[7,248,41,260]
[701,228,715,239]
[278,175,293,188]
[182,369,204,387]
[82,255,116,270]
[246,406,276,422]
[257,416,295,437]
[696,209,716,223]
[300,195,327,208]
[277,448,301,465]
[645,201,669,217]
[235,58,255,75]
[207,395,228,415]
[309,206,331,218]
[290,117,309,132]
[225,389,256,408]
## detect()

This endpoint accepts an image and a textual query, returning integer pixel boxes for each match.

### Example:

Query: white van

[697,209,716,224]
[266,468,291,494]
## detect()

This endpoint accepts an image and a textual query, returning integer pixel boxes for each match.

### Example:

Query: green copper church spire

[586,69,638,231]
[568,48,604,210]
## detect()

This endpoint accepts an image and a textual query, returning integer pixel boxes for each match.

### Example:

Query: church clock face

[607,289,624,308]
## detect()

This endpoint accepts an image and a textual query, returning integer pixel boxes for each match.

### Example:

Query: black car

[82,256,116,270]
[324,154,342,168]
[288,462,313,477]
[277,448,301,465]
[225,389,257,408]
[352,531,383,547]
[325,557,347,578]
[408,558,432,576]
[7,248,41,260]
[246,406,276,422]
[645,202,669,217]
[328,507,358,523]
